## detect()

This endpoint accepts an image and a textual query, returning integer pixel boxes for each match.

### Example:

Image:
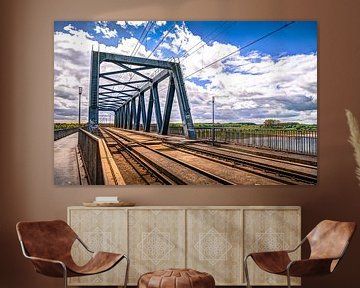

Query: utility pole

[211,95,229,146]
[78,86,82,126]
[212,95,215,146]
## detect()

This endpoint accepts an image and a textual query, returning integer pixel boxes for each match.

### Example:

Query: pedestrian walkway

[54,132,80,185]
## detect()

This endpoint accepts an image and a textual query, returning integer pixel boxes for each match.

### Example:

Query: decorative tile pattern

[138,228,175,264]
[128,209,185,284]
[68,208,127,286]
[244,209,301,286]
[68,207,300,286]
[194,227,232,265]
[187,209,242,285]
[252,228,287,252]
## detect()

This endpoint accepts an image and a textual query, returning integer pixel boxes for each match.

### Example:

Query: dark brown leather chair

[244,220,356,288]
[16,220,129,288]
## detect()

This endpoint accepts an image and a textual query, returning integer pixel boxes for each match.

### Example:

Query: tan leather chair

[244,220,356,288]
[16,220,129,288]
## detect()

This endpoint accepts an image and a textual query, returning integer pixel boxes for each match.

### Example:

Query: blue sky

[54,21,317,124]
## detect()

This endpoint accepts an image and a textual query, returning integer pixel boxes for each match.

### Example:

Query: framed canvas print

[54,21,317,185]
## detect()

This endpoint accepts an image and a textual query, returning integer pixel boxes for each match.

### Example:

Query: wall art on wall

[54,21,317,186]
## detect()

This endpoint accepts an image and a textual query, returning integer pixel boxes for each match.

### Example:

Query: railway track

[164,142,317,184]
[101,128,317,185]
[100,128,236,185]
[104,128,317,185]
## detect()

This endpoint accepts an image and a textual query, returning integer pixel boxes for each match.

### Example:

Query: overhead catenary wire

[132,21,155,57]
[125,21,177,87]
[179,21,232,63]
[146,21,177,60]
[184,21,295,79]
[102,21,296,110]
[155,21,296,95]
[104,22,153,94]
[130,22,151,57]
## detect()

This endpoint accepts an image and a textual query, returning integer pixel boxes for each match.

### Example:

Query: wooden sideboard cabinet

[67,206,301,286]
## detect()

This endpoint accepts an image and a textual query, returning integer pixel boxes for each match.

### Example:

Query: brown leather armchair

[16,220,129,288]
[244,220,356,288]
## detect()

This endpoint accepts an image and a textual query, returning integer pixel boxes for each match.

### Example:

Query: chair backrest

[16,220,77,261]
[306,220,356,267]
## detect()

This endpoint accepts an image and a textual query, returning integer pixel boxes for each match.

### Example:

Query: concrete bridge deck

[54,132,82,185]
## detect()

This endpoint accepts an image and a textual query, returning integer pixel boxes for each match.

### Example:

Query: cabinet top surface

[68,205,301,210]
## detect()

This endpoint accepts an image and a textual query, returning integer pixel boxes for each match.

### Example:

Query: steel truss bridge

[89,51,196,139]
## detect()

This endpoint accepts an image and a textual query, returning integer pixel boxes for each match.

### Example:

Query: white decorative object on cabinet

[67,206,300,286]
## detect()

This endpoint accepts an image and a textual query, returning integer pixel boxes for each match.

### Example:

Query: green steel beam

[100,70,126,77]
[89,51,196,139]
[160,76,175,135]
[145,89,154,132]
[100,66,150,76]
[100,79,148,88]
[99,92,133,97]
[130,98,136,130]
[172,63,196,139]
[151,83,162,133]
[139,92,147,129]
[89,50,100,124]
[100,75,139,90]
[116,62,152,80]
[98,51,173,70]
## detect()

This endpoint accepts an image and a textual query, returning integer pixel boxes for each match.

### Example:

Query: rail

[78,128,125,185]
[169,127,317,156]
[54,128,78,141]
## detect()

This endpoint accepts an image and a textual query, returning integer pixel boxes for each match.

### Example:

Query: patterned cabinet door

[68,208,128,286]
[243,208,301,286]
[187,209,243,285]
[128,209,186,284]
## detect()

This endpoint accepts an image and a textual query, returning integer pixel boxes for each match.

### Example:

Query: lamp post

[78,87,82,126]
[212,95,215,146]
[211,95,229,146]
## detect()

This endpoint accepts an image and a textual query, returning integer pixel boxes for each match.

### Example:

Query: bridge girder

[89,51,196,139]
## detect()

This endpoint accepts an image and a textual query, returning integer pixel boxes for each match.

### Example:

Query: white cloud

[54,22,317,125]
[116,21,147,28]
[184,51,317,124]
[94,21,117,39]
[63,24,94,39]
[116,21,167,29]
[155,21,166,26]
[54,25,156,122]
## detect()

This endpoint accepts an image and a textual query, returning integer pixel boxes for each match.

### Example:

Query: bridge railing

[78,128,125,185]
[54,128,79,141]
[169,127,317,156]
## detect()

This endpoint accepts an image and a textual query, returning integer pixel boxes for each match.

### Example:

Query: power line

[146,21,177,59]
[104,22,153,97]
[130,22,151,57]
[118,22,174,97]
[185,21,295,79]
[179,22,232,63]
[132,21,155,57]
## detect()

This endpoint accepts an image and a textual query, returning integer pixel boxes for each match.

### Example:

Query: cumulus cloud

[64,24,94,39]
[116,21,147,28]
[54,24,156,122]
[54,21,317,124]
[94,21,117,39]
[116,21,166,29]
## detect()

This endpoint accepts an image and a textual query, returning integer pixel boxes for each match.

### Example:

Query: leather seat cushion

[138,268,215,288]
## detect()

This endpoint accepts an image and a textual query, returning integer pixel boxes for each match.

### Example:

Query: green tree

[263,119,280,128]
